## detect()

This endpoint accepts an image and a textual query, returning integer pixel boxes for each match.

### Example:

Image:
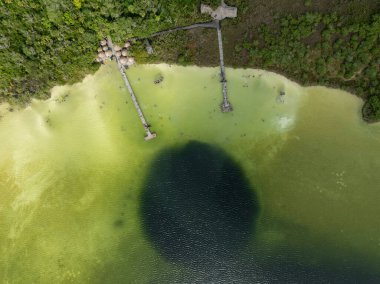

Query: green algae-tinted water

[0,63,380,283]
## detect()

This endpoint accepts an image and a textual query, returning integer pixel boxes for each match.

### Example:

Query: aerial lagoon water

[0,63,380,283]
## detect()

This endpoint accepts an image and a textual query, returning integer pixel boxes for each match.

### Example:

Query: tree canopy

[0,0,379,121]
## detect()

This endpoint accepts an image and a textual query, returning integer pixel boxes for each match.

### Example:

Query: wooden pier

[132,18,233,113]
[96,1,236,141]
[107,36,156,141]
[216,20,232,112]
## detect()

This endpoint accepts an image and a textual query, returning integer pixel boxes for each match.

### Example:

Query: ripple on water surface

[140,141,259,266]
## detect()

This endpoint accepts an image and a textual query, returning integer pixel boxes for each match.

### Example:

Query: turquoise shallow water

[0,63,380,283]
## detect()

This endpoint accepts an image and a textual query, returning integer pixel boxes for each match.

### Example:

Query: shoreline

[2,0,378,122]
[1,63,376,125]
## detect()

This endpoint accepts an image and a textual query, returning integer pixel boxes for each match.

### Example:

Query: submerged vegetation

[0,0,379,120]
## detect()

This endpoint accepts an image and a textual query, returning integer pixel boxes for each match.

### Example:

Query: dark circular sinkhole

[140,141,259,265]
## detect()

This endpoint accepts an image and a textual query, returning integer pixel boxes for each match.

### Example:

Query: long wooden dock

[216,20,232,112]
[107,36,156,141]
[130,19,233,113]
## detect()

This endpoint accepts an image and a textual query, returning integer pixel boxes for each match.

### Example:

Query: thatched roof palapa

[116,51,121,57]
[124,42,131,48]
[127,57,135,65]
[121,49,128,56]
[119,57,128,65]
[105,50,113,57]
[100,39,107,46]
[102,46,108,51]
[114,45,122,51]
[98,52,106,58]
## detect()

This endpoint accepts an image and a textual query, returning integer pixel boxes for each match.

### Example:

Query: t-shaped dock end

[144,132,157,141]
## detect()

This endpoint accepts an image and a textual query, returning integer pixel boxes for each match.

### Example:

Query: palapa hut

[116,51,122,57]
[95,57,103,63]
[124,42,131,48]
[121,49,128,56]
[98,52,106,58]
[126,57,135,66]
[97,47,103,52]
[114,45,122,51]
[100,39,107,46]
[102,46,108,51]
[105,50,113,57]
[119,57,128,65]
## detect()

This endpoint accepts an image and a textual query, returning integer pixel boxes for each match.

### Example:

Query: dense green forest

[0,0,218,104]
[240,12,380,122]
[0,0,379,121]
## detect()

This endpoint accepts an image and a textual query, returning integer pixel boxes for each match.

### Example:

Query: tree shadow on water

[140,141,260,266]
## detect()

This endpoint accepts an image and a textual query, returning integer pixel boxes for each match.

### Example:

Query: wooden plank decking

[107,36,156,141]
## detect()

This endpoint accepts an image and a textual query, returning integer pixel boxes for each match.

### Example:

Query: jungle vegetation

[0,0,219,104]
[240,13,380,122]
[0,0,379,121]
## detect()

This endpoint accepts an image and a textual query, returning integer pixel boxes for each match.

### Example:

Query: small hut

[98,52,106,58]
[96,57,106,63]
[102,46,108,51]
[100,39,107,46]
[114,45,122,52]
[116,51,122,57]
[121,49,129,56]
[97,47,103,52]
[127,57,135,66]
[105,50,113,57]
[124,42,131,49]
[119,57,128,65]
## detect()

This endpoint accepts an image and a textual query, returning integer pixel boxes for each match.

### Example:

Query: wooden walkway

[101,3,236,141]
[132,21,218,41]
[107,36,156,141]
[133,20,233,112]
[216,20,232,112]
